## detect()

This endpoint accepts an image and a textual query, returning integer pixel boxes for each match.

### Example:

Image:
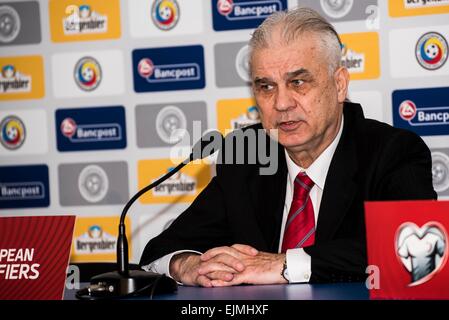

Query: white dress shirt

[281,116,344,282]
[142,116,344,283]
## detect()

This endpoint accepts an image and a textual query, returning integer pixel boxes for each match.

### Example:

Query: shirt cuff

[141,250,202,284]
[286,248,312,283]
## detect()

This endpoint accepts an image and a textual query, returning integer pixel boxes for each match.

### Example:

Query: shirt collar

[285,115,344,191]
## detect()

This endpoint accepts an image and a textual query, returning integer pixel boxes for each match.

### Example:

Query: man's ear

[334,67,350,104]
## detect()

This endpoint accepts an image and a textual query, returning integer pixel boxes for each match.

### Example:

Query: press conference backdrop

[1,0,449,264]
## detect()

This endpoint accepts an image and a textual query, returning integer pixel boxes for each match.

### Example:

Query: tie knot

[294,172,314,195]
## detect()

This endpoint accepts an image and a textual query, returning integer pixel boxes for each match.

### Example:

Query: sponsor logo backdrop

[0,0,448,263]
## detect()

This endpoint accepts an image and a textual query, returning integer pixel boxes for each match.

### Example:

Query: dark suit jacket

[140,102,437,283]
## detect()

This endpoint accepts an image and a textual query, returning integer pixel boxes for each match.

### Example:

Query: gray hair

[249,7,342,75]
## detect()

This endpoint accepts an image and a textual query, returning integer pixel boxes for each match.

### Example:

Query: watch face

[282,260,289,281]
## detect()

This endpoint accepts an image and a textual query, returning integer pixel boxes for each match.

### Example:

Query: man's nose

[274,86,295,112]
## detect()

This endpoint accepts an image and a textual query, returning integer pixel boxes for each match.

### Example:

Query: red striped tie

[281,172,315,253]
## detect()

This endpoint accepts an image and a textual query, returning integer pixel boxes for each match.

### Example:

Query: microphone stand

[84,158,192,298]
[76,130,223,299]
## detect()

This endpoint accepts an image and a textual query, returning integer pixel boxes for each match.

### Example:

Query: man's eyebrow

[253,77,273,84]
[285,68,312,79]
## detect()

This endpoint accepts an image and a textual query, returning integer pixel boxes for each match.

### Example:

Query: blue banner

[392,87,449,136]
[55,106,127,152]
[133,45,205,93]
[212,0,287,31]
[0,165,49,209]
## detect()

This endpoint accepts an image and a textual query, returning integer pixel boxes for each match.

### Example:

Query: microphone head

[190,130,223,161]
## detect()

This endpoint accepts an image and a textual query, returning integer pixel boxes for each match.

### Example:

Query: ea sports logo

[416,32,448,70]
[151,0,180,31]
[320,0,353,19]
[74,56,102,91]
[399,100,417,121]
[61,117,77,138]
[78,165,109,203]
[217,0,234,16]
[138,58,154,78]
[0,5,21,43]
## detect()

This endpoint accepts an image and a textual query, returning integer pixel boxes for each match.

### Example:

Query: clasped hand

[170,244,287,287]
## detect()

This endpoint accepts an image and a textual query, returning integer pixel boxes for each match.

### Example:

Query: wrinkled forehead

[249,35,328,78]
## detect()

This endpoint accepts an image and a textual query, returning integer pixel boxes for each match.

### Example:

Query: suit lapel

[248,142,287,252]
[316,103,360,243]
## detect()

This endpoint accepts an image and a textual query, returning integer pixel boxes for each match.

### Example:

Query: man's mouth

[278,120,301,132]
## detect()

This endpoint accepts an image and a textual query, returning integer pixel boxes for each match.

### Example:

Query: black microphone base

[85,270,177,298]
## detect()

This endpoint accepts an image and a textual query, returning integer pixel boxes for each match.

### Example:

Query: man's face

[251,32,348,154]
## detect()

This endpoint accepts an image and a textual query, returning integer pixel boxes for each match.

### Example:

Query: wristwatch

[281,258,290,282]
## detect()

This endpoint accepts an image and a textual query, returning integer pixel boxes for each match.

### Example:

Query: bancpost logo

[217,98,260,135]
[393,86,449,136]
[212,0,287,31]
[0,165,49,209]
[49,0,121,42]
[431,149,449,197]
[389,0,449,17]
[339,32,380,80]
[151,0,180,31]
[133,45,205,92]
[56,106,126,152]
[71,217,131,262]
[0,56,44,101]
[415,32,448,70]
[138,159,211,204]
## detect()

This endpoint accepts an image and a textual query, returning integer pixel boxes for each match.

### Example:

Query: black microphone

[77,130,223,299]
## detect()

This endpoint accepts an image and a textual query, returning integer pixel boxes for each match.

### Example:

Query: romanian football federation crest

[0,115,25,150]
[74,56,102,91]
[151,0,180,31]
[415,32,448,70]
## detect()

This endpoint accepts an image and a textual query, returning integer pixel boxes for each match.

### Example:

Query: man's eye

[291,79,304,87]
[260,83,274,91]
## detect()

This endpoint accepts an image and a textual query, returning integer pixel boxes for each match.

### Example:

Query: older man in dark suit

[140,7,436,287]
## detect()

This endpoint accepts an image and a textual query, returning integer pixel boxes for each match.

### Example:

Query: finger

[197,262,239,275]
[203,253,245,272]
[204,271,234,282]
[210,279,235,287]
[201,246,244,262]
[196,275,213,288]
[232,244,258,256]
